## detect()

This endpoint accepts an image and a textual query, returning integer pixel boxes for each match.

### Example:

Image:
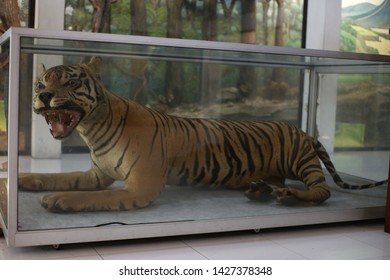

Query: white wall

[306,0,342,51]
[31,0,65,158]
[306,0,342,153]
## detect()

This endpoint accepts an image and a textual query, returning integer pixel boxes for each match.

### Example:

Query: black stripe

[94,109,128,156]
[209,153,221,185]
[148,111,162,157]
[193,167,206,183]
[124,154,141,180]
[232,123,256,175]
[159,130,166,168]
[89,97,114,139]
[300,164,323,179]
[295,152,318,177]
[114,138,131,172]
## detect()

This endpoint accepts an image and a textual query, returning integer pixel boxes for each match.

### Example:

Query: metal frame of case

[1,28,389,247]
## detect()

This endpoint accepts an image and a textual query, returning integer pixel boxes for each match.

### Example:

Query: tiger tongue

[50,121,72,139]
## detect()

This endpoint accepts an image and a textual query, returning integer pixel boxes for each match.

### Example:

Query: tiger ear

[86,56,103,75]
[38,63,46,77]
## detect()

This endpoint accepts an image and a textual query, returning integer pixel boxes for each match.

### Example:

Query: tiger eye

[65,79,80,88]
[35,82,45,92]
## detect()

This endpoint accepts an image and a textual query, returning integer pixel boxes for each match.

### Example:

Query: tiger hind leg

[273,172,331,205]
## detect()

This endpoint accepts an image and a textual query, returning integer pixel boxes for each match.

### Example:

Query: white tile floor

[1,220,390,260]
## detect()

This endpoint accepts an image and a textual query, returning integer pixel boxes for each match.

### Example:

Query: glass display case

[0,28,389,247]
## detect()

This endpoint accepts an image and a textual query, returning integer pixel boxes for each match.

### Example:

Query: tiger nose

[38,92,54,103]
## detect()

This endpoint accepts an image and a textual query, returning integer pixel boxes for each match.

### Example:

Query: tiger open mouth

[42,110,81,139]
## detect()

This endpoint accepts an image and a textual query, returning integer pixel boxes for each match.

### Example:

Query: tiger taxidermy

[19,57,388,212]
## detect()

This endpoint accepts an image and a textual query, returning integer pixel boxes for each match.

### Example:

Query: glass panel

[17,38,306,231]
[0,39,9,228]
[15,34,388,234]
[333,73,390,179]
[317,72,390,180]
[20,35,390,69]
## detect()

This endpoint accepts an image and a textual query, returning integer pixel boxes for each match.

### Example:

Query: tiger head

[33,57,104,139]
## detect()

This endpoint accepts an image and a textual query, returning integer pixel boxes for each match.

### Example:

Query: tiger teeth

[43,110,81,128]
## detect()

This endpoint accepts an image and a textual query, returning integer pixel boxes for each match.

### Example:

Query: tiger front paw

[19,174,45,191]
[40,193,80,212]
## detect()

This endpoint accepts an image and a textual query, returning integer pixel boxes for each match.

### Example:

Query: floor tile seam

[258,227,354,245]
[366,254,390,260]
[257,231,369,260]
[42,250,105,260]
[96,240,206,260]
[339,232,390,255]
[258,236,309,260]
[180,240,210,260]
[93,240,190,256]
[271,233,390,260]
[178,232,272,253]
[342,223,386,234]
[92,247,105,260]
[181,236,308,260]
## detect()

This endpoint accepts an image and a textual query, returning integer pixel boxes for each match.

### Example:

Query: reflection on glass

[335,73,390,149]
[326,73,390,180]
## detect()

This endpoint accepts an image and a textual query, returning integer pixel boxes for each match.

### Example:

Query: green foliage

[286,30,303,48]
[111,0,131,34]
[341,19,357,36]
[146,3,168,37]
[337,73,390,104]
[337,74,373,87]
[340,30,357,53]
[64,0,304,45]
[364,46,379,54]
[182,16,202,40]
[147,60,168,102]
[340,19,358,52]
[63,0,305,106]
[335,122,365,148]
[182,63,201,103]
[372,31,390,40]
[0,101,5,131]
[65,0,92,31]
